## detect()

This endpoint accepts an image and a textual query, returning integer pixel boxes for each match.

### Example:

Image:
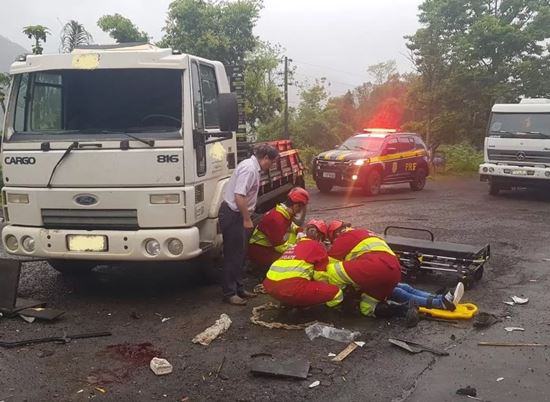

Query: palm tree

[60,20,93,53]
[22,25,50,55]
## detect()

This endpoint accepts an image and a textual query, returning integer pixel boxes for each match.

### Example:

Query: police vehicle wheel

[48,260,96,275]
[316,180,333,193]
[410,168,427,191]
[364,170,382,196]
[489,181,500,196]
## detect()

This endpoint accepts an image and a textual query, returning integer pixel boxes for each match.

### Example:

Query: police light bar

[363,128,397,133]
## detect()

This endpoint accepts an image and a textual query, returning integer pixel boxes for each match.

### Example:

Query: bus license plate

[323,172,336,179]
[67,235,108,252]
[511,169,528,176]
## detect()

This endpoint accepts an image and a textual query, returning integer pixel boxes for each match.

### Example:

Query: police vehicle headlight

[7,193,29,204]
[354,159,366,166]
[21,236,35,252]
[167,238,184,255]
[144,239,161,256]
[5,235,18,251]
[150,194,180,204]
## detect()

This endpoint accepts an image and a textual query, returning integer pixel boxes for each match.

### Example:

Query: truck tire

[410,168,427,191]
[364,170,382,196]
[489,181,501,196]
[316,180,333,193]
[48,260,96,275]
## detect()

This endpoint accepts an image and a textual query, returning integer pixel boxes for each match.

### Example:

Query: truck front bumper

[479,163,550,185]
[1,226,203,261]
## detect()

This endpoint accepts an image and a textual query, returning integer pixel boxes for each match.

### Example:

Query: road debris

[250,303,317,330]
[150,357,173,375]
[0,331,112,348]
[76,389,84,394]
[215,356,226,379]
[161,317,172,323]
[456,386,477,397]
[253,284,266,294]
[503,301,515,306]
[388,338,449,356]
[478,342,548,347]
[332,342,360,362]
[328,353,336,357]
[496,377,504,382]
[305,323,360,343]
[473,312,500,329]
[504,327,525,332]
[95,387,107,393]
[19,315,36,323]
[309,380,320,388]
[250,356,310,380]
[192,314,232,346]
[510,296,529,304]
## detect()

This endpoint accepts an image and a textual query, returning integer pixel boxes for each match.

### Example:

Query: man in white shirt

[219,143,279,305]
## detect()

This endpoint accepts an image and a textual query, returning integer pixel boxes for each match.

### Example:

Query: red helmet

[327,220,347,242]
[287,187,310,205]
[305,219,328,238]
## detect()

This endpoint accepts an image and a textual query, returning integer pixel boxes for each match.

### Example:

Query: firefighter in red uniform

[326,220,402,317]
[248,187,309,267]
[263,219,343,307]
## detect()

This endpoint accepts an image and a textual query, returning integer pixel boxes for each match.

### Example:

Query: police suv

[313,129,430,195]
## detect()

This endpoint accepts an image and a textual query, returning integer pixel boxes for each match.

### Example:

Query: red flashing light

[363,128,398,133]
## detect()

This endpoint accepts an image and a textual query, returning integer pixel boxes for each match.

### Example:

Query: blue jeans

[390,283,444,309]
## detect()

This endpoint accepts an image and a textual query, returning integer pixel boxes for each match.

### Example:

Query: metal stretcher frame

[383,226,490,288]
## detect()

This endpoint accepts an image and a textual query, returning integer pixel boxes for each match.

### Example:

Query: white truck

[479,98,550,195]
[1,44,304,273]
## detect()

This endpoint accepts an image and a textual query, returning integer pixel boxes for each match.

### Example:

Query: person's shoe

[441,292,456,311]
[223,295,247,306]
[238,290,257,299]
[453,282,465,305]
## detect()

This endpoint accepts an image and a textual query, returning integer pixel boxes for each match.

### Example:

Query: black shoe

[441,292,457,311]
[374,301,408,318]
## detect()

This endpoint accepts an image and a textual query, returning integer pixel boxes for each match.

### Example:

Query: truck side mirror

[218,93,239,132]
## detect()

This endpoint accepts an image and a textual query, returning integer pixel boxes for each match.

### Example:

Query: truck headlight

[354,159,366,166]
[545,171,550,177]
[167,238,184,255]
[150,194,180,204]
[144,239,161,256]
[5,235,18,251]
[21,236,35,252]
[7,193,29,204]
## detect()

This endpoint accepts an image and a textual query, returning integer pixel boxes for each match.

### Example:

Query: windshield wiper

[77,129,155,147]
[522,131,550,137]
[46,141,78,188]
[354,145,370,152]
[339,144,351,150]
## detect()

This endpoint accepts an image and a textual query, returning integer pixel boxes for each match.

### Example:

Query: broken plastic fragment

[161,317,172,323]
[328,353,336,357]
[511,296,528,304]
[150,357,173,375]
[19,315,36,323]
[496,377,504,382]
[309,380,320,388]
[354,341,366,347]
[76,389,84,394]
[504,327,525,332]
[503,301,515,306]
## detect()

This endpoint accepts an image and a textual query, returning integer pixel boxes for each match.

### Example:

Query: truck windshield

[340,136,384,152]
[488,113,550,138]
[11,69,182,140]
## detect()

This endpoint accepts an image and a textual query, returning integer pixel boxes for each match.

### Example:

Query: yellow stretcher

[419,303,478,320]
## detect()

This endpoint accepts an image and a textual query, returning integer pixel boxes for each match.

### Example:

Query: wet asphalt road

[1,176,550,402]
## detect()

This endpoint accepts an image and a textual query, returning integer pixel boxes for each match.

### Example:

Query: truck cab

[0,44,303,273]
[479,99,550,195]
[313,129,429,195]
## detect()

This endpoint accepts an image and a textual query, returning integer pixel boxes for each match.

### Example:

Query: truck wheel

[410,168,427,191]
[364,170,382,196]
[48,260,96,275]
[316,180,333,193]
[489,181,501,196]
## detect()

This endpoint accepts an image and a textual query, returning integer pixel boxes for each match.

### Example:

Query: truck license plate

[323,172,336,179]
[511,169,528,176]
[67,235,108,252]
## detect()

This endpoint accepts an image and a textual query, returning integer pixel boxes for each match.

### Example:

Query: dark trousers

[219,202,249,297]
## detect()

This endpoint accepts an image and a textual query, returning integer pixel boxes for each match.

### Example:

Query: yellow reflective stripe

[323,151,339,160]
[269,265,310,275]
[275,204,291,220]
[250,204,292,248]
[336,151,352,160]
[345,237,396,261]
[333,261,355,286]
[326,288,344,307]
[266,257,313,281]
[359,292,380,317]
[369,149,427,164]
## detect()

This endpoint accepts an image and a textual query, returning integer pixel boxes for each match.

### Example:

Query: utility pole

[283,56,289,139]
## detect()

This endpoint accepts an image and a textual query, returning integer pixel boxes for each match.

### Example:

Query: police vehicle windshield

[339,136,385,152]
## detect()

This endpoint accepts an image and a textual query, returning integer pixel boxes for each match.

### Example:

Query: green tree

[0,72,10,114]
[367,60,398,85]
[407,0,550,146]
[60,20,92,53]
[160,0,262,65]
[97,14,149,43]
[22,25,50,55]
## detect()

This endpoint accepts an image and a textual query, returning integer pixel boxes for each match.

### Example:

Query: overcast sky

[0,0,423,105]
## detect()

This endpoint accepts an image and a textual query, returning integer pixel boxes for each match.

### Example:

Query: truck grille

[488,149,550,165]
[317,160,351,171]
[41,209,139,230]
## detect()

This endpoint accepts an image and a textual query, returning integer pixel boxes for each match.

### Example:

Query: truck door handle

[78,143,103,149]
